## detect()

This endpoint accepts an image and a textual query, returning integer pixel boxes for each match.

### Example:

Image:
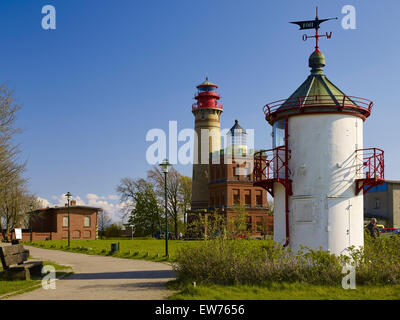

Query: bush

[103,224,123,238]
[173,232,400,286]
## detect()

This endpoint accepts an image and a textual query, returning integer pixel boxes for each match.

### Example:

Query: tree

[116,177,148,221]
[97,210,112,240]
[104,224,123,238]
[0,177,38,241]
[179,175,192,231]
[147,166,182,239]
[0,84,31,241]
[127,183,161,237]
[230,205,251,239]
[0,84,24,189]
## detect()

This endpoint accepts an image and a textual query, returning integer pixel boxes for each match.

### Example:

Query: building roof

[384,180,400,184]
[279,50,358,110]
[197,77,218,88]
[228,119,247,135]
[31,205,103,214]
[264,49,373,124]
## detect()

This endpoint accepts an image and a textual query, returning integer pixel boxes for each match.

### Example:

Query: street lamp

[159,158,171,257]
[66,192,72,247]
[29,202,33,243]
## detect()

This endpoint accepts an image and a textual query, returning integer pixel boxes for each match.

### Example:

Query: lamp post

[130,224,134,240]
[29,202,33,243]
[159,158,171,257]
[66,192,72,247]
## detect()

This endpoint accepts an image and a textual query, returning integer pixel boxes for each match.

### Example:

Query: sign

[15,228,22,240]
[290,18,335,30]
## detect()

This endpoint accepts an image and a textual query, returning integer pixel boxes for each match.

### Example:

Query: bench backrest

[0,244,29,269]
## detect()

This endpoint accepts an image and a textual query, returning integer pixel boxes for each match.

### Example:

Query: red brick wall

[54,208,98,240]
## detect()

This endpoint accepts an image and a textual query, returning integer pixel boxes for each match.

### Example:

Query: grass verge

[25,239,204,262]
[167,280,400,300]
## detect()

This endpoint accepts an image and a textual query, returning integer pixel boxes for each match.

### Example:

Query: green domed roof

[280,50,358,109]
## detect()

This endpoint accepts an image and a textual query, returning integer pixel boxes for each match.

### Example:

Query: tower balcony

[194,91,221,99]
[192,101,223,112]
[355,148,385,195]
[253,146,292,197]
[263,94,373,125]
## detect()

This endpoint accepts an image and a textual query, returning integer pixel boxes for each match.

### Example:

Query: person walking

[366,218,380,238]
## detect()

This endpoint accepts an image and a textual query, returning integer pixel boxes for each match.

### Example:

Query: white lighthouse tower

[253,9,385,255]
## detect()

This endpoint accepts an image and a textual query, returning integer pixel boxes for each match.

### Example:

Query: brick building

[3,201,102,241]
[207,120,272,237]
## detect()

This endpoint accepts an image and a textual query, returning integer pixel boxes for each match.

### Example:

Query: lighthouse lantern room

[253,8,385,255]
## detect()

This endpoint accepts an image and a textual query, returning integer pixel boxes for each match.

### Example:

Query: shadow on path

[66,270,175,280]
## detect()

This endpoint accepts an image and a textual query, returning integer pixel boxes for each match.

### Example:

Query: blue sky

[2,0,398,220]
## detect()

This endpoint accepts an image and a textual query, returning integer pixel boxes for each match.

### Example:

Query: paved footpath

[6,246,176,300]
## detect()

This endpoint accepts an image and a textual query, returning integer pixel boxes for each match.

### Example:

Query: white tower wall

[273,113,364,255]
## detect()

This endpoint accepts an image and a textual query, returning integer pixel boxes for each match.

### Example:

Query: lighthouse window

[273,120,285,148]
[198,86,215,93]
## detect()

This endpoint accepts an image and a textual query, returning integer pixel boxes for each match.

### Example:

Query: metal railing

[253,146,288,182]
[263,94,373,118]
[356,148,384,180]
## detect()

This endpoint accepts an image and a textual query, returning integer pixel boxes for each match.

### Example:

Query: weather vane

[290,7,337,51]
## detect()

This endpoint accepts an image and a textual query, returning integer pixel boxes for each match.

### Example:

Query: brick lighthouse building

[191,78,223,211]
[188,78,272,238]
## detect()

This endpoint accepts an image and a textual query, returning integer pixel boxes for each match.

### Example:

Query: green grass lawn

[26,239,204,262]
[168,281,400,300]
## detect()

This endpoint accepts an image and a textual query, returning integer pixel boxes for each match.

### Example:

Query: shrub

[173,232,400,286]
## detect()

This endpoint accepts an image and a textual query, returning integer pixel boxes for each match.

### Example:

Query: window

[273,119,285,148]
[246,217,252,232]
[84,216,91,227]
[244,190,251,206]
[374,199,380,209]
[63,216,68,227]
[233,189,240,205]
[256,190,263,206]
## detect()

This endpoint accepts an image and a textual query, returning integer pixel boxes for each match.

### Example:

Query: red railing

[356,148,384,180]
[253,146,288,182]
[195,91,220,99]
[355,148,385,194]
[263,95,373,118]
[192,101,223,111]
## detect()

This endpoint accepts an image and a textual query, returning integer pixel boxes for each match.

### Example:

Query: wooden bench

[0,244,43,280]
